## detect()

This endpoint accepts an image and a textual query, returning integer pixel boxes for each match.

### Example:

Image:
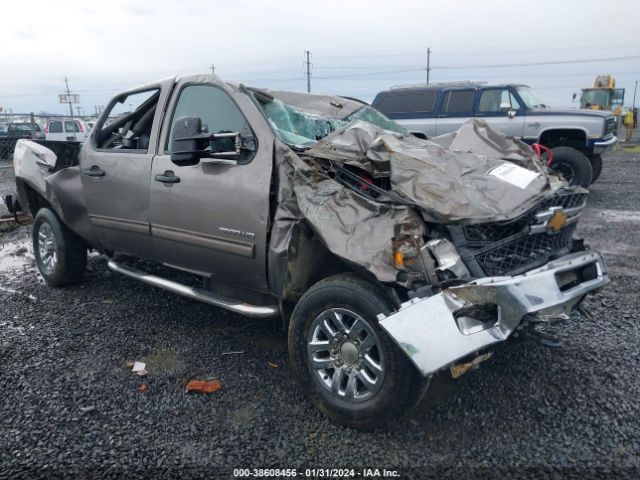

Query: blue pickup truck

[372,82,618,186]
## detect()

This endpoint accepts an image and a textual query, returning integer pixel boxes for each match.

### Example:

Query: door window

[95,88,160,151]
[441,90,476,114]
[478,89,521,112]
[48,121,63,133]
[166,84,251,154]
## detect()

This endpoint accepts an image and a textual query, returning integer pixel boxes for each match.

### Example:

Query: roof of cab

[381,82,530,93]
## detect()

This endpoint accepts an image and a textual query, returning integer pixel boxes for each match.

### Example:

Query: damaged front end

[379,250,608,377]
[255,90,609,378]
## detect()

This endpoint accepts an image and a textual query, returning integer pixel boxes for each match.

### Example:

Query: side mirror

[170,116,250,166]
[500,103,517,119]
[171,116,205,165]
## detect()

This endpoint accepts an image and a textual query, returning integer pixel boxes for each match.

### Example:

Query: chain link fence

[0,113,98,161]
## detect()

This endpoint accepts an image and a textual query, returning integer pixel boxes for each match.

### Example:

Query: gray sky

[1,0,638,115]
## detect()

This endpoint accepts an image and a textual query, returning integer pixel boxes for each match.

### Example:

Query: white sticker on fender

[489,163,540,189]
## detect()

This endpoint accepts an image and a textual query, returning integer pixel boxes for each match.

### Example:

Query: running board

[107,259,279,318]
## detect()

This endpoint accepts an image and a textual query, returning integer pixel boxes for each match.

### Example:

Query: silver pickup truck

[7,75,608,428]
[372,83,618,187]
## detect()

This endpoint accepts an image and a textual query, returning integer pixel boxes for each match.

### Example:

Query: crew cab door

[149,79,273,292]
[80,81,172,258]
[474,88,525,137]
[435,89,476,135]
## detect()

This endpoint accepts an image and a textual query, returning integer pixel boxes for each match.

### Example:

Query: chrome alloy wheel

[307,308,385,402]
[37,223,57,274]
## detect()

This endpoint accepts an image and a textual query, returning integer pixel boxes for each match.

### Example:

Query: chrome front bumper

[379,250,609,377]
[593,135,617,155]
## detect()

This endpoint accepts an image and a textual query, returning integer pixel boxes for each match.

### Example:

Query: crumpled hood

[304,119,563,224]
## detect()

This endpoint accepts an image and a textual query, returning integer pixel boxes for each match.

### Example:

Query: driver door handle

[155,171,181,184]
[83,165,105,177]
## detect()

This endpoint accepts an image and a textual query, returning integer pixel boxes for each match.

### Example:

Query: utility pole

[426,47,431,85]
[633,80,638,110]
[64,77,74,118]
[304,50,312,93]
[210,64,215,75]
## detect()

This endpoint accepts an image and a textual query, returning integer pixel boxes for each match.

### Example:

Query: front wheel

[546,146,593,188]
[589,154,603,184]
[288,274,424,428]
[33,208,87,286]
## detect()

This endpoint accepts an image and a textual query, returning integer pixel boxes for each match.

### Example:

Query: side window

[375,91,436,115]
[64,121,80,132]
[96,89,160,151]
[49,121,63,133]
[441,90,476,114]
[166,85,250,153]
[479,89,521,112]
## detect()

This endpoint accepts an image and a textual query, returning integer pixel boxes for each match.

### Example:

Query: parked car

[372,82,617,186]
[6,121,45,140]
[0,122,45,160]
[7,75,608,428]
[45,118,90,142]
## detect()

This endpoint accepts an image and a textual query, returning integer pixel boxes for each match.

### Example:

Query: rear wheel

[33,208,87,286]
[546,146,593,188]
[289,274,424,429]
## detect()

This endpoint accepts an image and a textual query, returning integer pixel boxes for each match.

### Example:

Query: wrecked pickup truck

[8,75,608,428]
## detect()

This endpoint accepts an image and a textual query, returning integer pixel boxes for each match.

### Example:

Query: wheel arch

[16,178,52,216]
[276,222,394,330]
[538,128,589,151]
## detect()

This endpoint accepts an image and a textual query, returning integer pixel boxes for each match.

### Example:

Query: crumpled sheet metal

[270,119,566,285]
[293,170,424,282]
[13,140,100,247]
[263,90,363,120]
[379,250,608,376]
[428,119,543,167]
[269,139,423,283]
[306,119,557,224]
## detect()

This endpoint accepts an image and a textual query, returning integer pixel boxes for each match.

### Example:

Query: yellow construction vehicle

[578,75,625,115]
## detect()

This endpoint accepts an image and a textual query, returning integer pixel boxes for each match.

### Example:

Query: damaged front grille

[449,191,586,277]
[463,192,587,242]
[474,224,576,276]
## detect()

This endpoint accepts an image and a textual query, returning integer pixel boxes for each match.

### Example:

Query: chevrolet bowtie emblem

[547,211,568,232]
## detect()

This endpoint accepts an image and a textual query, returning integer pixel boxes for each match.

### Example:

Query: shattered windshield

[257,95,407,147]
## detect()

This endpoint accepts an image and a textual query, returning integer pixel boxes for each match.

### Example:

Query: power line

[435,54,640,70]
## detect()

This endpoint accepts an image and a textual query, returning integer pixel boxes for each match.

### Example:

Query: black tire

[589,154,603,184]
[546,146,593,188]
[288,274,424,429]
[32,208,87,286]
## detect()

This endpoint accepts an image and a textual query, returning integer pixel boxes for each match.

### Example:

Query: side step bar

[107,259,279,318]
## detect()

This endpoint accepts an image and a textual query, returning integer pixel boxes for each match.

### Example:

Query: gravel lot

[1,151,639,479]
